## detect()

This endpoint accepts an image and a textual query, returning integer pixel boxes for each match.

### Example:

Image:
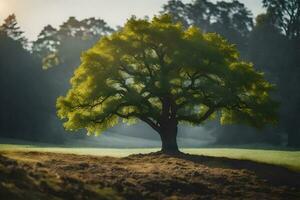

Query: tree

[161,0,189,27]
[263,0,300,40]
[0,25,59,142]
[209,0,253,53]
[32,16,114,106]
[32,16,114,69]
[57,15,277,153]
[32,25,59,59]
[185,0,215,32]
[249,4,300,147]
[161,0,253,54]
[0,14,28,48]
[245,14,288,145]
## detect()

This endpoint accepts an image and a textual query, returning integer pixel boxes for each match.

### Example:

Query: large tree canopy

[57,15,277,153]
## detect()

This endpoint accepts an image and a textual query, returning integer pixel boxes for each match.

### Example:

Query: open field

[0,144,300,172]
[1,141,300,199]
[0,150,299,200]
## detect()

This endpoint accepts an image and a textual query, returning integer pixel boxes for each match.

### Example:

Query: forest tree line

[0,0,299,146]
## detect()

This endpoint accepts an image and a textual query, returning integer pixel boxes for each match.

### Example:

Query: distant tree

[0,14,28,48]
[57,15,277,153]
[161,0,188,27]
[263,0,300,40]
[260,0,300,147]
[0,26,59,142]
[185,0,215,32]
[248,13,300,147]
[32,25,59,59]
[161,0,253,53]
[248,14,286,74]
[31,17,115,142]
[209,0,253,52]
[31,16,114,108]
[32,16,114,69]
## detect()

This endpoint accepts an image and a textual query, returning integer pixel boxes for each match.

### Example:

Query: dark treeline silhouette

[0,14,114,143]
[0,0,299,147]
[0,15,56,142]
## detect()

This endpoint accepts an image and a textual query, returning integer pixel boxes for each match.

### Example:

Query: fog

[65,125,214,148]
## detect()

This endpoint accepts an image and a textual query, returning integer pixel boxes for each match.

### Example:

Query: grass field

[1,143,299,172]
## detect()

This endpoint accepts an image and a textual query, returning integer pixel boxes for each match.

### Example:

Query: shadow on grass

[166,152,300,187]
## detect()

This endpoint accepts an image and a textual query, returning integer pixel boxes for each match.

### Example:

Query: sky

[0,0,264,41]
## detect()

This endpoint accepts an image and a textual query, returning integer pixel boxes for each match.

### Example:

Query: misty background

[0,0,299,148]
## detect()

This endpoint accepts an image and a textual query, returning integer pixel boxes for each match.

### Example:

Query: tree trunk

[159,121,180,154]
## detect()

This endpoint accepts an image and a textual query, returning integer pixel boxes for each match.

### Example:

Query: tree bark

[159,121,180,154]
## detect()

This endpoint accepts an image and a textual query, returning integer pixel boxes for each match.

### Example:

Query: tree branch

[177,106,216,124]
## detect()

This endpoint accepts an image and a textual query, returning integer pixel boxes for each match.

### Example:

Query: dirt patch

[0,151,299,200]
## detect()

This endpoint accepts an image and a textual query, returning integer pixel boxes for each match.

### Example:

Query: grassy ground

[1,151,299,199]
[0,144,299,172]
[1,142,300,199]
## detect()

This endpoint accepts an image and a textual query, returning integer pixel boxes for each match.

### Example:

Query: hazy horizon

[0,0,264,41]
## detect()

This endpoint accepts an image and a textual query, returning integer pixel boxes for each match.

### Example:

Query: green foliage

[57,15,277,136]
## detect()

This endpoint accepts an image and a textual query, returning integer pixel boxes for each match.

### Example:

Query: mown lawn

[1,143,299,172]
